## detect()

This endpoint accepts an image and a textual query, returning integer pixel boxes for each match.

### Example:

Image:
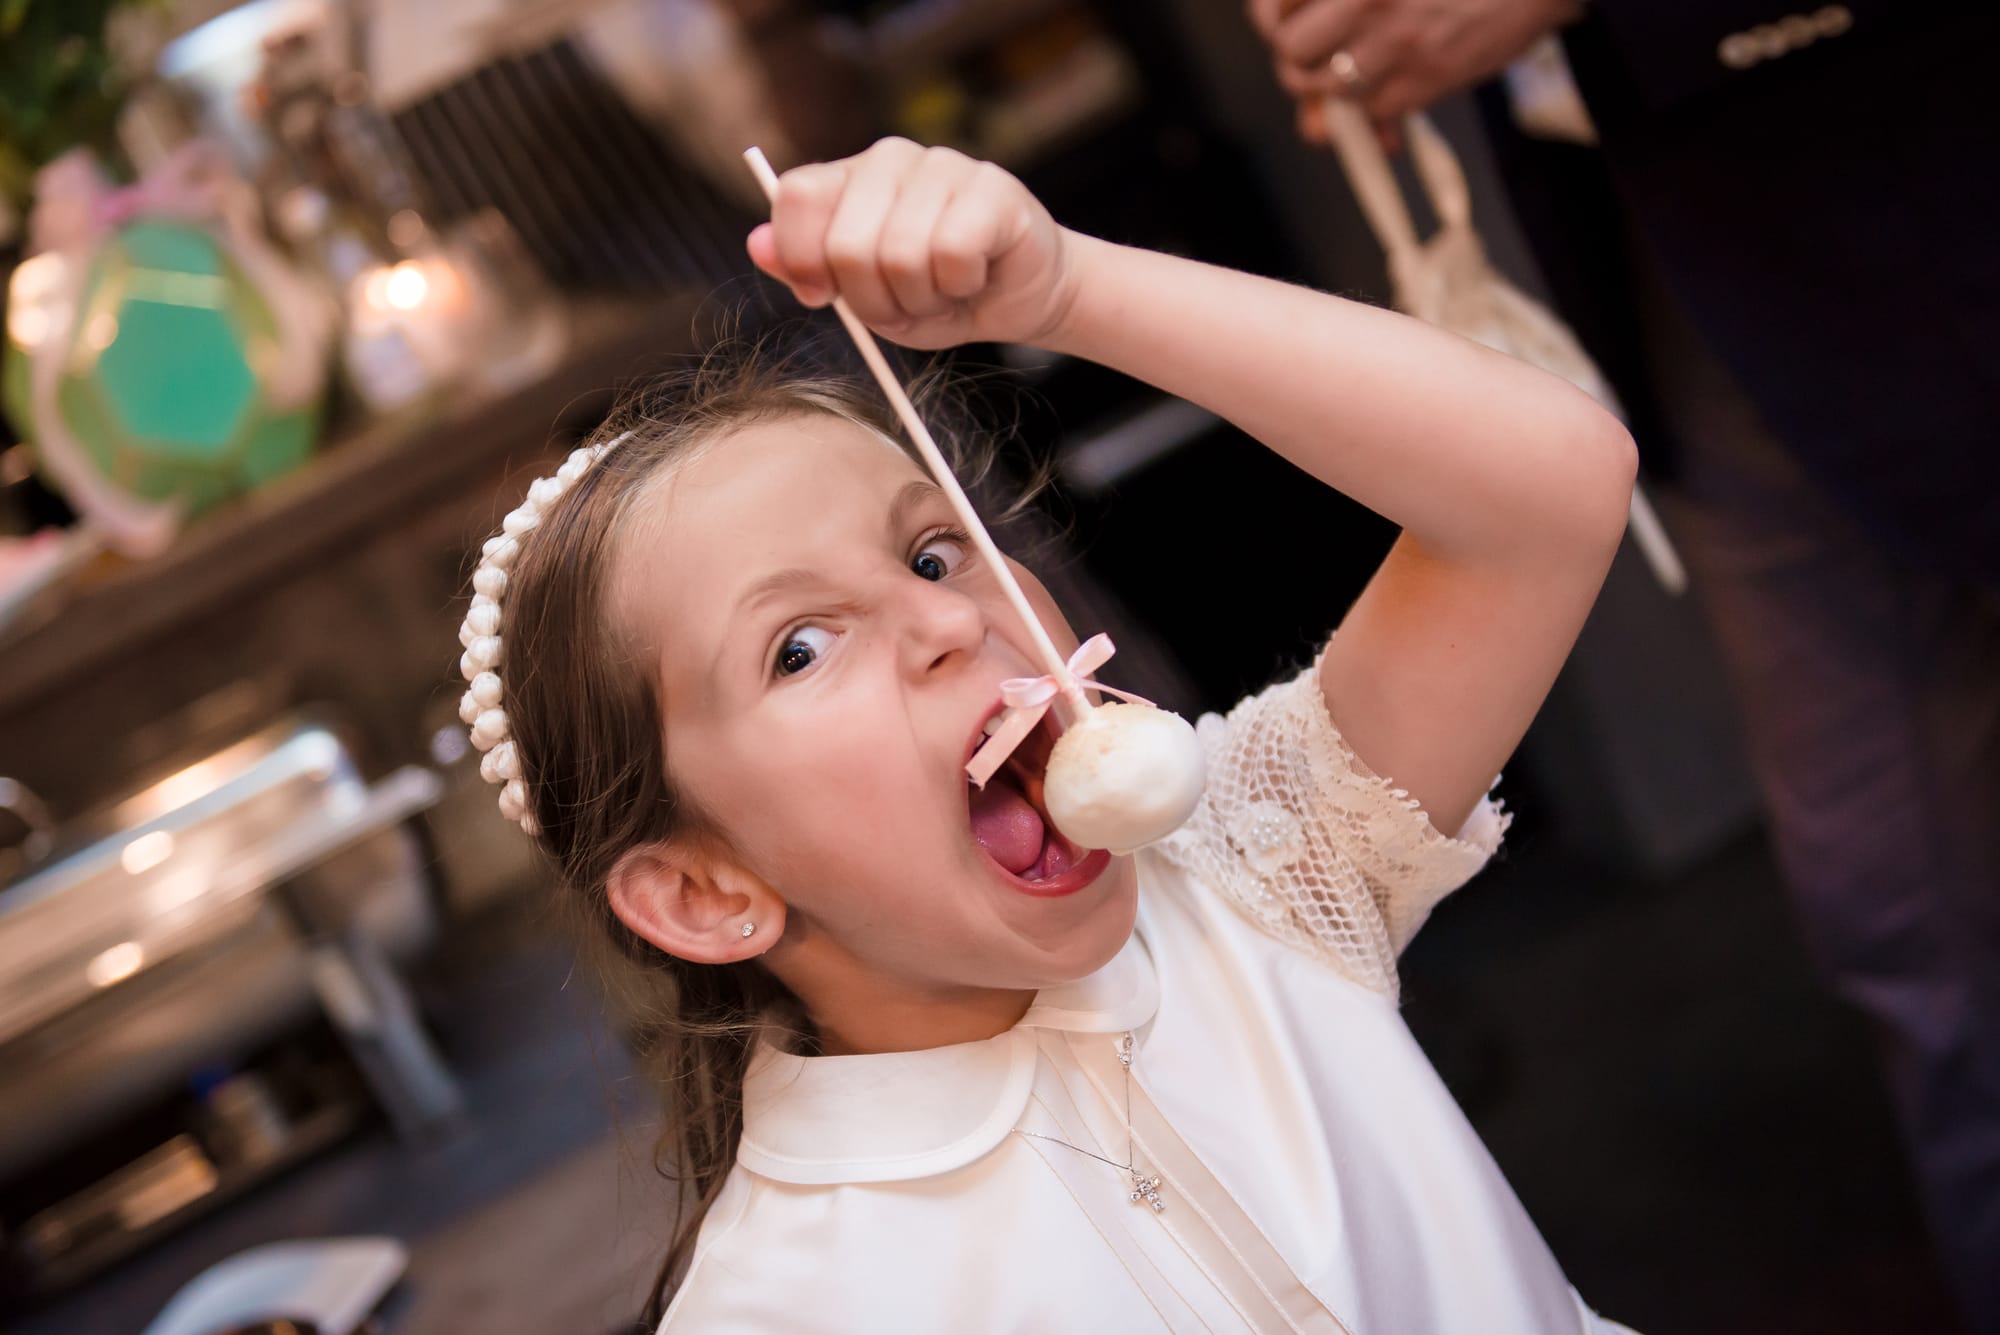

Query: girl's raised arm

[1047,234,1635,835]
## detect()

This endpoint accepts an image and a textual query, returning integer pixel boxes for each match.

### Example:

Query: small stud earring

[740,922,756,938]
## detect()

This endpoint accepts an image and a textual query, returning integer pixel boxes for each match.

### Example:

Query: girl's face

[612,413,1138,1022]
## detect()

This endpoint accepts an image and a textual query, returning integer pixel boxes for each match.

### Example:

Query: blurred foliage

[0,0,171,213]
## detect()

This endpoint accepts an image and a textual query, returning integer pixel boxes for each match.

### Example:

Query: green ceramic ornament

[4,147,332,557]
[49,220,318,516]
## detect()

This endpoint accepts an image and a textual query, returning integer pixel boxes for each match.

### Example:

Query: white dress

[659,664,1638,1334]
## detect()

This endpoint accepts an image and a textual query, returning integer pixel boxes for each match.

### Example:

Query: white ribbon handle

[1316,98,1687,596]
[1321,100,1423,264]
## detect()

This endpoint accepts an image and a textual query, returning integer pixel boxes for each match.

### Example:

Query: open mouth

[967,713,1111,896]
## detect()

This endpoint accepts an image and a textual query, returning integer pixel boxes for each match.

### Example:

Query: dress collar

[737,929,1160,1184]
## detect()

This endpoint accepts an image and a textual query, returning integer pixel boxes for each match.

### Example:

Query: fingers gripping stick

[742,147,1204,853]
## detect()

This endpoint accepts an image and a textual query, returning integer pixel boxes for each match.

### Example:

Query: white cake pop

[1043,702,1207,854]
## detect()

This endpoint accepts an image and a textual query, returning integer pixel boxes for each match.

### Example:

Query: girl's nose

[896,578,986,680]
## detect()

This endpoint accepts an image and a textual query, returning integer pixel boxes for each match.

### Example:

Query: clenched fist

[748,138,1076,350]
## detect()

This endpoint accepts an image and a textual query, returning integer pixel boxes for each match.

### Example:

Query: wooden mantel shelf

[0,296,705,715]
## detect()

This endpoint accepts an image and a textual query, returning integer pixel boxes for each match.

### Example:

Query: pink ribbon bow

[93,142,235,229]
[30,143,245,257]
[966,633,1155,787]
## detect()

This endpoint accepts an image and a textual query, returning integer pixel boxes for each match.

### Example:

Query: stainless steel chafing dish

[0,714,454,1185]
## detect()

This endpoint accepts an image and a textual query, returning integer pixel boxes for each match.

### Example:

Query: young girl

[458,138,1638,1332]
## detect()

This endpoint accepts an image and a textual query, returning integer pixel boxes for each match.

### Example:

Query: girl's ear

[606,843,786,965]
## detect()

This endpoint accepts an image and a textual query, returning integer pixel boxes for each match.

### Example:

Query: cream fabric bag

[1319,98,1684,592]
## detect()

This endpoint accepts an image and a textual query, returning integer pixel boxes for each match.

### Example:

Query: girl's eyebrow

[887,478,945,535]
[733,479,944,617]
[734,566,822,617]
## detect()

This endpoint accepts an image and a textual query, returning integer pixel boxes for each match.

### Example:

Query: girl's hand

[747,138,1076,350]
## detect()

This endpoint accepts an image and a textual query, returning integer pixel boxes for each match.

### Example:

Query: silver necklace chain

[1018,1033,1362,1334]
[1017,1032,1166,1213]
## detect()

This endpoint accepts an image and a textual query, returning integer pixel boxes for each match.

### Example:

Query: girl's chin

[997,855,1140,969]
[1038,875,1141,985]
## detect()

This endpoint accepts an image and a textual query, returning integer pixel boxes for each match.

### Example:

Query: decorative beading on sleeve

[1153,660,1509,999]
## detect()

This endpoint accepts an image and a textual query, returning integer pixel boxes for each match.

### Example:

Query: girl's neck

[807,977,1037,1056]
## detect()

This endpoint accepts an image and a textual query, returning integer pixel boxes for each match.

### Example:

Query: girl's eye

[774,625,835,678]
[911,530,969,583]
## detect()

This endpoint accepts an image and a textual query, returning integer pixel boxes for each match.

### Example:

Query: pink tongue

[969,777,1047,874]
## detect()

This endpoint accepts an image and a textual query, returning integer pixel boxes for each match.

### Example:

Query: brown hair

[495,330,1029,1322]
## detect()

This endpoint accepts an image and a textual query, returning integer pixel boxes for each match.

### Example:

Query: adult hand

[1246,0,1582,137]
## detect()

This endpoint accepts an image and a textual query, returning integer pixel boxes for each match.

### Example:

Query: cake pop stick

[743,148,1088,731]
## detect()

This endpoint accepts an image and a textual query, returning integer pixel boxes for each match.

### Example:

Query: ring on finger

[1329,49,1367,95]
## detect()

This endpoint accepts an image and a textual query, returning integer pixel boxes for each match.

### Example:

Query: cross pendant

[1129,1171,1166,1213]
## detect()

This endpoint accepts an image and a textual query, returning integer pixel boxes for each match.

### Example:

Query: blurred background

[0,1,1968,1332]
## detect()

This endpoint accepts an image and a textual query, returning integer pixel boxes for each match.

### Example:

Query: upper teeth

[984,714,1006,736]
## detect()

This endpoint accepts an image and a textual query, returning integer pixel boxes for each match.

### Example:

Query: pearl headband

[457,430,636,834]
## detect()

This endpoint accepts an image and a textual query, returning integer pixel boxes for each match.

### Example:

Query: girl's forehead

[614,413,932,669]
[676,413,922,511]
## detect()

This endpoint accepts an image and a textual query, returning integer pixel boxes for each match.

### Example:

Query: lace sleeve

[1153,658,1510,999]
